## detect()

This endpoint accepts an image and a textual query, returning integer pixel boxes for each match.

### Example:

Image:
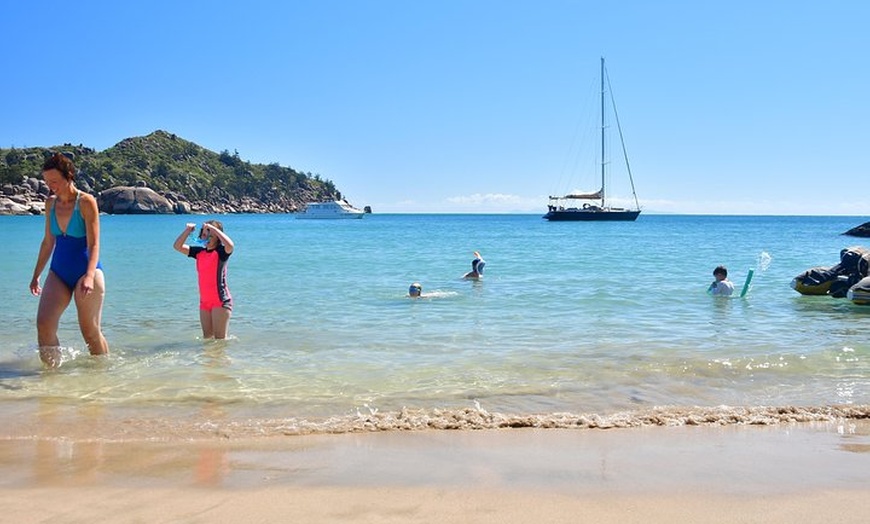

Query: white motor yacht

[296,200,365,219]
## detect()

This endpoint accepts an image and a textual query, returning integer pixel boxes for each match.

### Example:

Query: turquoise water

[1,214,869,436]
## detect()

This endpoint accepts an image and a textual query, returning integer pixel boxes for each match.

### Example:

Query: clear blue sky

[2,1,868,215]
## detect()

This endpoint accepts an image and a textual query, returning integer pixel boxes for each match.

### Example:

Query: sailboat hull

[543,209,640,221]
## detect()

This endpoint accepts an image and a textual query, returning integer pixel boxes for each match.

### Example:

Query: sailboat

[543,57,641,222]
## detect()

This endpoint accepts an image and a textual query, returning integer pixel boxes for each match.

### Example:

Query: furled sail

[551,189,603,200]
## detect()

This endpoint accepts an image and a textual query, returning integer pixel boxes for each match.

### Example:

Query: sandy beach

[1,420,869,523]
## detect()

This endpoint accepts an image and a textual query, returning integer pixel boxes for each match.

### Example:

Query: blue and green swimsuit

[49,193,102,290]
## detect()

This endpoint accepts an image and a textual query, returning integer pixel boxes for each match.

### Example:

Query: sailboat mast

[599,56,606,208]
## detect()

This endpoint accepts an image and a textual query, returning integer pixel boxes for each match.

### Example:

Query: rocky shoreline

[1,178,315,216]
[1,177,48,215]
[1,130,352,216]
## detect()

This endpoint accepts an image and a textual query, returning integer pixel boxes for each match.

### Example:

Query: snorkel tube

[739,268,754,298]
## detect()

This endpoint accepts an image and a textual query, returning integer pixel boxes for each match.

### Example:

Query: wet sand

[1,421,869,523]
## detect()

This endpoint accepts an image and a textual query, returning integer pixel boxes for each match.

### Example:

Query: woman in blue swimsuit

[29,153,108,366]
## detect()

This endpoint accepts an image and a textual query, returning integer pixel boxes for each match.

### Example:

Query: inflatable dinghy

[791,246,870,304]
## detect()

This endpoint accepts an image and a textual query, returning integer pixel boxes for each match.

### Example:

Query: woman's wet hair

[42,152,76,181]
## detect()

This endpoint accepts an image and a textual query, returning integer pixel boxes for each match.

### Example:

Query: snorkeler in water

[463,251,486,280]
[708,265,734,296]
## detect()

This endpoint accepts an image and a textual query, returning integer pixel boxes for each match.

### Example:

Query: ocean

[1,213,869,438]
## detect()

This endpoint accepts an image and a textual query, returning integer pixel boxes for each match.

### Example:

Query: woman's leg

[74,269,109,355]
[37,271,73,365]
[211,307,232,339]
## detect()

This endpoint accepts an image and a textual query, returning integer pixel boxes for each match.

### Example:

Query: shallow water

[1,213,869,436]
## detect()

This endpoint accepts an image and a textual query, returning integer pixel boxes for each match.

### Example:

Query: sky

[2,1,869,215]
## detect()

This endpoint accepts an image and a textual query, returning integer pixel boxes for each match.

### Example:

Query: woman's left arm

[80,194,101,294]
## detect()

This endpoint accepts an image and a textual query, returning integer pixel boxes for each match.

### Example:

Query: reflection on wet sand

[1,344,240,489]
[194,343,231,487]
[33,402,105,486]
[1,400,210,488]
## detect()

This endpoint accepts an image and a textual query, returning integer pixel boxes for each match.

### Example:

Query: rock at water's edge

[97,186,173,214]
[843,221,870,238]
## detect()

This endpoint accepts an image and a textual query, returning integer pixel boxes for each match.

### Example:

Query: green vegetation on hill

[0,130,341,208]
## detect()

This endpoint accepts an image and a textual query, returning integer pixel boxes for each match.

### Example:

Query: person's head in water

[708,265,735,296]
[408,282,422,298]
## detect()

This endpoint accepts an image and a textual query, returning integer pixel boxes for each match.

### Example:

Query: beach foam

[3,403,869,442]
